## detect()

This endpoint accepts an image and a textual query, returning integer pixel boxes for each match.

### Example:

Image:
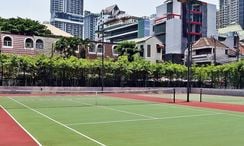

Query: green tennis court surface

[1,93,244,146]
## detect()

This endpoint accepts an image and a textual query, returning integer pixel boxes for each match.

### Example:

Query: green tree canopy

[116,41,140,62]
[0,17,51,36]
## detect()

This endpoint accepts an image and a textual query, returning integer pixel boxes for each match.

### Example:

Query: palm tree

[117,41,140,62]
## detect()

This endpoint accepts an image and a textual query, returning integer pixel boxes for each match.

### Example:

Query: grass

[1,94,244,146]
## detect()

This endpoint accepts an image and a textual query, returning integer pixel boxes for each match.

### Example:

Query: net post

[200,88,202,102]
[95,91,98,106]
[173,88,176,103]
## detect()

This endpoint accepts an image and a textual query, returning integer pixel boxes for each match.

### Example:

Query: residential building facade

[0,32,58,56]
[189,37,236,65]
[0,32,119,59]
[153,0,217,63]
[84,11,99,41]
[219,0,244,29]
[50,0,83,38]
[96,5,153,43]
[129,36,164,63]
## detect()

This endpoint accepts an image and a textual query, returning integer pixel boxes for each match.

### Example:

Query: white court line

[0,105,42,146]
[7,97,106,146]
[70,98,158,119]
[98,106,158,119]
[66,113,223,126]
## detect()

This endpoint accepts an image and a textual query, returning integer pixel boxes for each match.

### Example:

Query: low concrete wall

[191,88,244,97]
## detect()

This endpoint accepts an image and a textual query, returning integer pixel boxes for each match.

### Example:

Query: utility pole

[178,0,192,102]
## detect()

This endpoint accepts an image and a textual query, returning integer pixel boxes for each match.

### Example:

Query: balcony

[189,10,202,15]
[187,32,202,36]
[192,54,213,63]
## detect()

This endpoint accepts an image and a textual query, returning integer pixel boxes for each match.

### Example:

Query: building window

[96,44,104,54]
[156,44,161,53]
[147,45,151,57]
[225,49,228,55]
[36,39,44,49]
[140,45,144,57]
[112,45,118,56]
[3,36,13,47]
[88,43,96,54]
[25,38,34,48]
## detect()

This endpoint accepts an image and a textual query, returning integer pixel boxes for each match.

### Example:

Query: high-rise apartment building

[153,0,217,63]
[50,0,83,38]
[84,11,99,41]
[240,0,244,28]
[219,0,244,29]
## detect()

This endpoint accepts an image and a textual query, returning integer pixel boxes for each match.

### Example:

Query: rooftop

[43,24,73,37]
[218,24,244,41]
[192,37,229,49]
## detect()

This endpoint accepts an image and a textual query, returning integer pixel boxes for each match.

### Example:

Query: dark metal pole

[235,32,240,62]
[200,88,202,102]
[101,23,105,92]
[213,37,217,65]
[186,1,192,102]
[173,88,176,103]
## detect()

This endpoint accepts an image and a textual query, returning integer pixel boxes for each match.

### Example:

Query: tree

[54,37,88,58]
[116,41,140,62]
[0,17,51,36]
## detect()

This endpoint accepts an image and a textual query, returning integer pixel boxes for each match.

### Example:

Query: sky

[0,0,219,22]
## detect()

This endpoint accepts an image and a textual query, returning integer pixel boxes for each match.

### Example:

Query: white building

[189,37,236,65]
[129,36,164,63]
[153,0,217,63]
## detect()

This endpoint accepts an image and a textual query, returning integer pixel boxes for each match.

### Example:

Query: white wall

[136,37,163,63]
[166,18,182,54]
[156,4,167,18]
[173,0,182,15]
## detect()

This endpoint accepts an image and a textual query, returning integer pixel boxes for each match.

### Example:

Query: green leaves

[54,37,88,58]
[0,53,244,87]
[116,41,140,62]
[0,17,51,36]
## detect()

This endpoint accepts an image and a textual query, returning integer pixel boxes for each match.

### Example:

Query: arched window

[88,43,96,54]
[96,44,103,54]
[3,36,12,47]
[112,45,118,56]
[36,39,44,49]
[25,38,34,48]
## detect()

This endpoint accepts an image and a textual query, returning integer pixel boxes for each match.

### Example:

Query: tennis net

[0,88,177,110]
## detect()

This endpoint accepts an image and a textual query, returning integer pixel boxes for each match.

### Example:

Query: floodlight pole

[178,0,192,102]
[101,23,105,92]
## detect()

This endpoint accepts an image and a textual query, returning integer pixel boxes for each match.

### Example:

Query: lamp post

[178,0,192,102]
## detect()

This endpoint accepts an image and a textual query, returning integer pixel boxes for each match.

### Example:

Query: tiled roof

[127,36,153,43]
[192,37,229,49]
[43,24,73,37]
[102,5,118,14]
[218,23,244,41]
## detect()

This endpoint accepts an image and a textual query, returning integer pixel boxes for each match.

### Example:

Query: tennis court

[1,90,244,146]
